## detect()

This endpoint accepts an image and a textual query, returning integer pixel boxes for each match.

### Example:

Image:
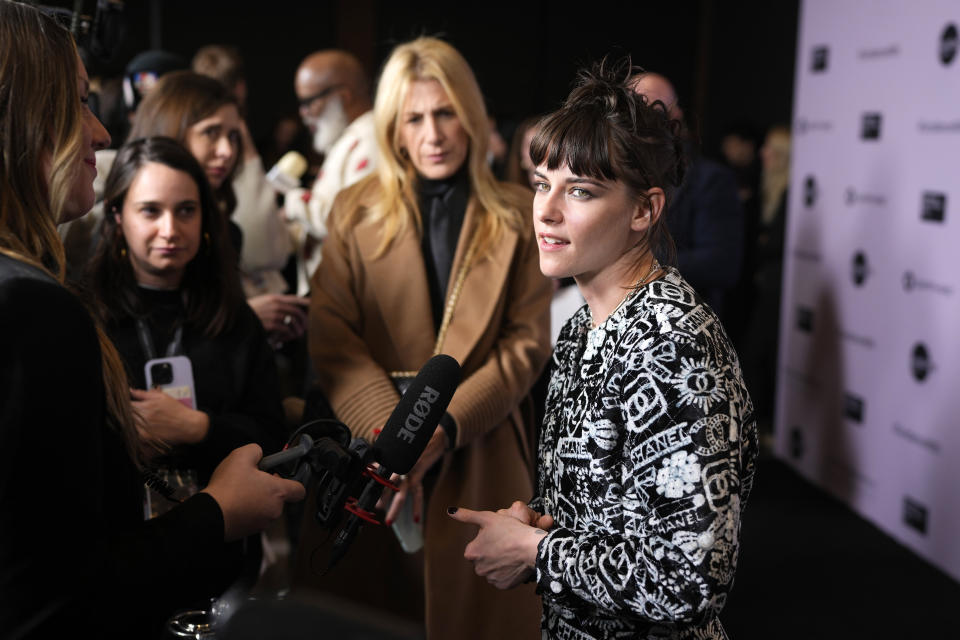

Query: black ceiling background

[54,0,799,158]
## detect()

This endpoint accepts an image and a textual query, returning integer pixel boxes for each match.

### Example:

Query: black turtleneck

[417,167,469,330]
[133,286,183,358]
[415,167,468,449]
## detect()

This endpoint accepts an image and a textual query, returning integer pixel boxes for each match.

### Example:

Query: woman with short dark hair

[450,61,759,640]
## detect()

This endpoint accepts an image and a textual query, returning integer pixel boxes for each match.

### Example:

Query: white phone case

[144,355,196,410]
[391,498,424,554]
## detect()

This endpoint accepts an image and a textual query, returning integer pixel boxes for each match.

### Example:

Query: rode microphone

[327,354,461,570]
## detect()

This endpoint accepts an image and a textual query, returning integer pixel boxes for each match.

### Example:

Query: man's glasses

[298,84,344,109]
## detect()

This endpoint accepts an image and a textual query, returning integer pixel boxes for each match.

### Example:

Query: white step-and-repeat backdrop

[777,0,960,581]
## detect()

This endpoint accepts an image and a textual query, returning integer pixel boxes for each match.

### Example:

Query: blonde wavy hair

[337,36,520,256]
[760,125,791,225]
[0,1,141,465]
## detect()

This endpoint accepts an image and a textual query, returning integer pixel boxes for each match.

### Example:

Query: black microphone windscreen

[373,354,461,474]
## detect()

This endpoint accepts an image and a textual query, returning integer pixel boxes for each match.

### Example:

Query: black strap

[135,318,184,361]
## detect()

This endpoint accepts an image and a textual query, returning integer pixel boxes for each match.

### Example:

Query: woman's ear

[631,187,665,232]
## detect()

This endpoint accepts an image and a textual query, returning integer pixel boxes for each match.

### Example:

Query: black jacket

[0,255,232,639]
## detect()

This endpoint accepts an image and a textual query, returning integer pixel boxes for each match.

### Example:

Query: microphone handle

[258,434,314,472]
[328,466,391,569]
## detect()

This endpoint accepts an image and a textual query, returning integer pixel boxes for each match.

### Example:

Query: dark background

[59,0,799,159]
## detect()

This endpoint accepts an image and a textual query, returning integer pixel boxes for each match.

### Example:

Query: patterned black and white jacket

[531,267,758,640]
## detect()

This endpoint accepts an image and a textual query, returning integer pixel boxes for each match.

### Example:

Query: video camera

[40,0,125,62]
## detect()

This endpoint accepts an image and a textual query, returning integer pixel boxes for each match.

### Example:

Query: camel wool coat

[299,175,552,639]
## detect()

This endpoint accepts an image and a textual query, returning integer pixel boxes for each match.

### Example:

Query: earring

[204,232,211,245]
[120,247,127,257]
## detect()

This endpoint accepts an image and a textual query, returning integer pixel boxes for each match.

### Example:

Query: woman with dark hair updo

[450,61,759,640]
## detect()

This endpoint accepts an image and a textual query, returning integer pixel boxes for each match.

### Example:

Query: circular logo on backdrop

[811,46,829,72]
[941,24,958,65]
[804,175,818,207]
[852,252,869,286]
[911,343,933,381]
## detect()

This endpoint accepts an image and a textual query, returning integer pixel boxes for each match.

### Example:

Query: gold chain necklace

[590,258,662,329]
[388,231,481,379]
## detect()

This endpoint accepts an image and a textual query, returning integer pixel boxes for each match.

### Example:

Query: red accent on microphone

[343,497,380,525]
[363,466,399,492]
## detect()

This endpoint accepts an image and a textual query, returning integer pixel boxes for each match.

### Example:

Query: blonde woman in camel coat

[296,37,552,639]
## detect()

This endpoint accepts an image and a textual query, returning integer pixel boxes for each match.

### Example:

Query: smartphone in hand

[145,355,196,409]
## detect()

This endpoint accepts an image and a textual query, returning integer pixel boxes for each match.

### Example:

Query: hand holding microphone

[382,425,448,528]
[254,355,461,569]
[327,354,461,569]
[203,444,306,542]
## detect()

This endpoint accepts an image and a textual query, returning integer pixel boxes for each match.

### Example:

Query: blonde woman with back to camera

[0,3,304,636]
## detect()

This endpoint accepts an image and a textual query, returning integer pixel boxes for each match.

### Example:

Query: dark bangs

[527,59,687,266]
[529,104,620,183]
[528,73,683,199]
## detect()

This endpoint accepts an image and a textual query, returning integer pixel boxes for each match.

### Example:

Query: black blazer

[0,254,230,638]
[661,154,744,314]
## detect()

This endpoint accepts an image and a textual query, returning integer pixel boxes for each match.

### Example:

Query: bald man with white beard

[283,50,376,295]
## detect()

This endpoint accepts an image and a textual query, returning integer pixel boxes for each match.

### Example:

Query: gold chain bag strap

[388,232,480,390]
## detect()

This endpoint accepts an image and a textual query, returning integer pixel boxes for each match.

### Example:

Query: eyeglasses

[298,84,344,109]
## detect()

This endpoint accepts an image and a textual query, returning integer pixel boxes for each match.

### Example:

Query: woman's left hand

[247,293,310,345]
[448,506,549,590]
[131,387,210,447]
[382,426,449,526]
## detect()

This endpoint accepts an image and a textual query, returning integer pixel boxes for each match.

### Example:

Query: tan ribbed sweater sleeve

[307,198,400,443]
